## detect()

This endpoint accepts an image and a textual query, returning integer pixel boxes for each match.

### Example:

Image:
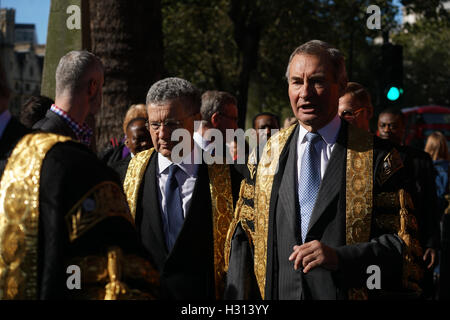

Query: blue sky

[1,0,51,44]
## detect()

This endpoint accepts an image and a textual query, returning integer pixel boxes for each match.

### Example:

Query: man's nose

[299,81,312,100]
[158,125,171,139]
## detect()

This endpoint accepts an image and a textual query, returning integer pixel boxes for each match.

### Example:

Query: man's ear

[124,138,129,147]
[88,79,98,97]
[211,112,220,128]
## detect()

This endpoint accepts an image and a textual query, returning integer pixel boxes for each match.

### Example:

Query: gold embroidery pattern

[375,192,414,210]
[0,133,71,299]
[65,181,134,242]
[345,125,374,245]
[224,181,255,271]
[207,164,234,300]
[66,251,159,300]
[254,124,297,298]
[242,182,255,200]
[345,125,373,300]
[398,189,424,293]
[123,148,154,220]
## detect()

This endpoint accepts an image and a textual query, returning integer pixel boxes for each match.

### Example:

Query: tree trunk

[89,0,164,152]
[229,0,261,129]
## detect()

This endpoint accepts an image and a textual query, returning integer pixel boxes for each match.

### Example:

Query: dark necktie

[298,132,322,243]
[164,164,184,251]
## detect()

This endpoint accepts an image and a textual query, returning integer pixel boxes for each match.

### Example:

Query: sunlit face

[254,115,280,145]
[125,119,152,155]
[288,54,342,132]
[147,99,198,159]
[377,112,405,145]
[338,93,370,131]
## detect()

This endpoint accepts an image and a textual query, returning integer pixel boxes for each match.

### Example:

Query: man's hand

[288,240,339,273]
[423,248,436,269]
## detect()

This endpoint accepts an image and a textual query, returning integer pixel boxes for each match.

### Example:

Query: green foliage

[162,0,425,128]
[393,13,450,106]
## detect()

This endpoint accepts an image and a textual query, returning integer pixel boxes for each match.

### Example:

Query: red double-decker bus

[402,105,450,149]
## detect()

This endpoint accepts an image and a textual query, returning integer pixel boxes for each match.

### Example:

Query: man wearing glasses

[123,78,241,299]
[338,82,373,132]
[194,90,239,158]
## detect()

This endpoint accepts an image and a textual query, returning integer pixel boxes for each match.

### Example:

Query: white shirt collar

[193,131,210,151]
[0,109,12,139]
[298,113,341,146]
[158,142,201,178]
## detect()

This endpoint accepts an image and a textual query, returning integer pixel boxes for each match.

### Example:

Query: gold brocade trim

[105,247,129,300]
[123,148,154,220]
[207,164,234,300]
[254,124,297,298]
[345,125,373,245]
[242,182,255,200]
[0,133,71,299]
[67,252,159,300]
[66,181,134,242]
[398,189,424,293]
[224,181,255,272]
[375,192,414,210]
[345,125,373,300]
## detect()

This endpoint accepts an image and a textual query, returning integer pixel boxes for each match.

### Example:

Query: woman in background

[424,131,450,300]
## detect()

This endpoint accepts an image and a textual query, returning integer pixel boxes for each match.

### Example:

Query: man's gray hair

[55,50,103,96]
[285,40,348,87]
[200,90,237,125]
[146,77,201,114]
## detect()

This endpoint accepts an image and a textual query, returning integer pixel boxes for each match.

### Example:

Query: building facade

[0,8,45,116]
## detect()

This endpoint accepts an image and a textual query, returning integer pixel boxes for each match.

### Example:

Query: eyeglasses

[146,112,198,132]
[341,107,365,120]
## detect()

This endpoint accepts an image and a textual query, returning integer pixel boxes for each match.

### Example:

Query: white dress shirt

[193,131,210,151]
[157,143,202,219]
[297,114,341,182]
[0,109,12,140]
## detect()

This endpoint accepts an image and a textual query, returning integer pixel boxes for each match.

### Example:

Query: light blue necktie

[164,164,184,251]
[298,132,322,243]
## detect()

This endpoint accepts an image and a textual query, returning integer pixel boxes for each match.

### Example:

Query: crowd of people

[0,39,448,300]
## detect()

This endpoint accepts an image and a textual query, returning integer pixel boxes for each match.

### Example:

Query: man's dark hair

[20,95,54,128]
[379,107,405,123]
[201,90,237,125]
[252,112,280,129]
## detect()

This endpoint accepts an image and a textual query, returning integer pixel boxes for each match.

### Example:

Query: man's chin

[158,148,172,158]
